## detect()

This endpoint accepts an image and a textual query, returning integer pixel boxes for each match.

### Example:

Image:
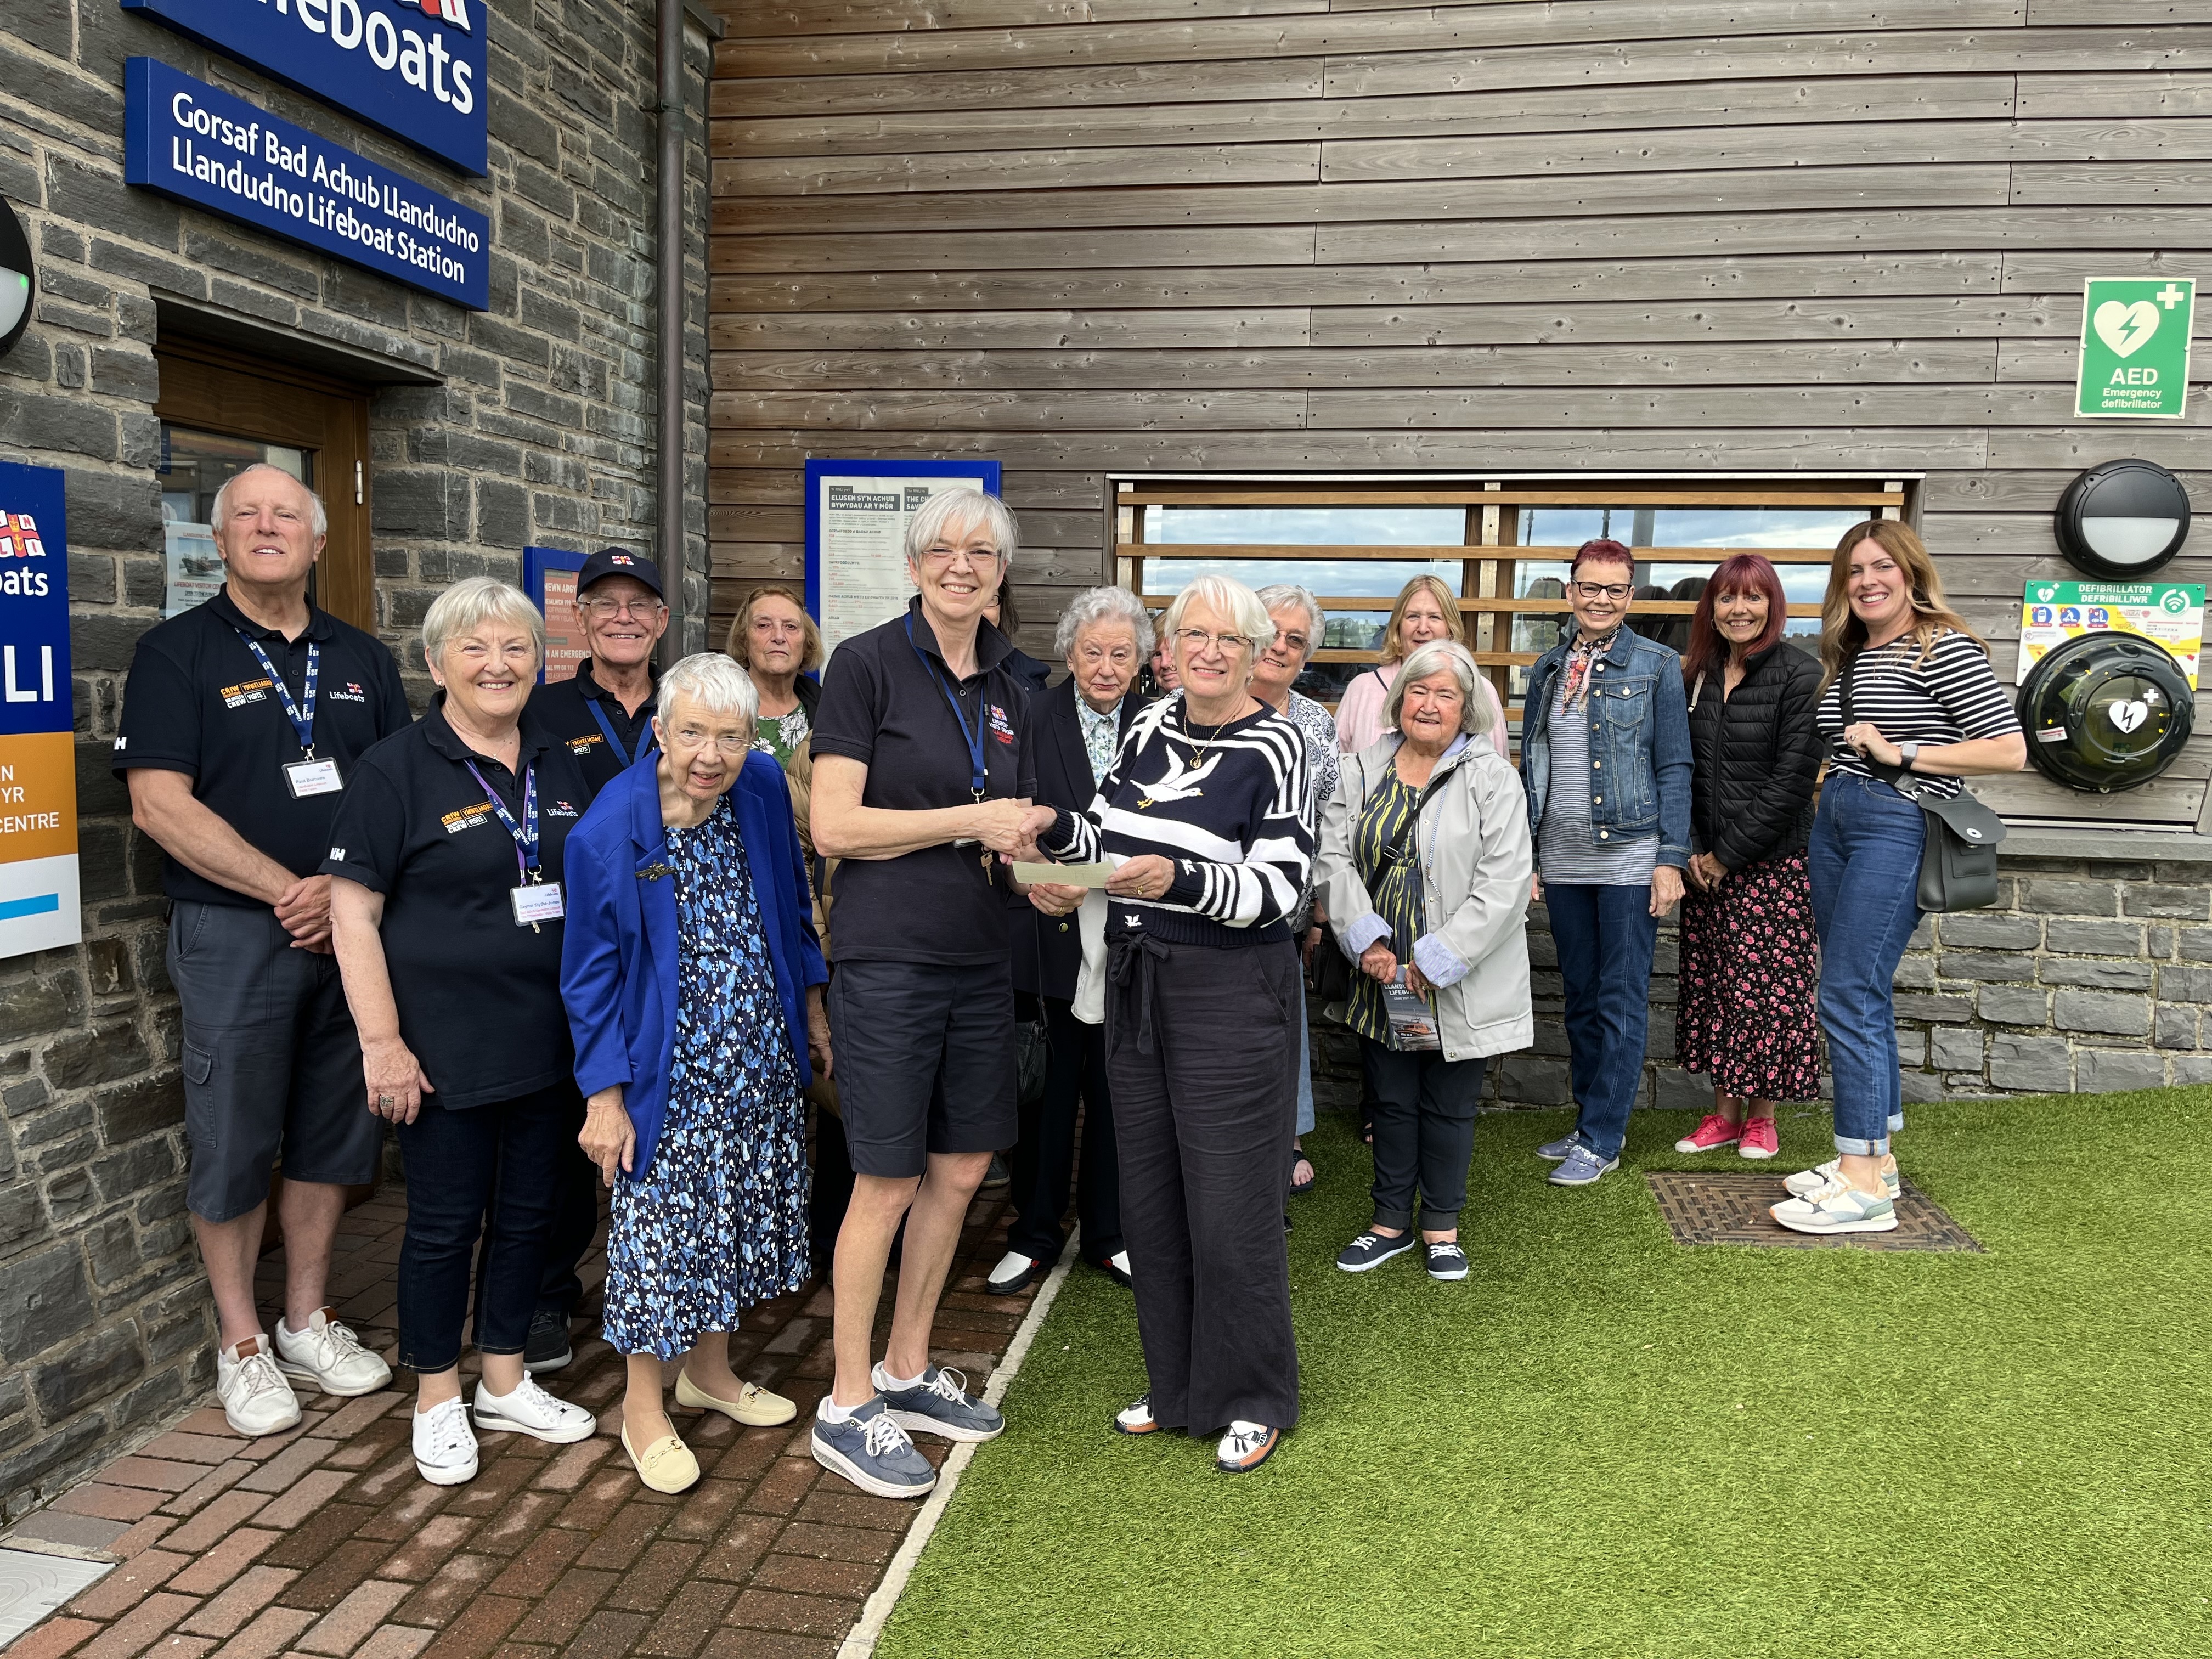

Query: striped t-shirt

[1818,630,2020,800]
[1042,692,1313,948]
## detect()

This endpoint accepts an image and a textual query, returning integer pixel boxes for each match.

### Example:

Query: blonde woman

[1779,521,2023,1237]
[1334,574,1506,758]
[725,584,823,764]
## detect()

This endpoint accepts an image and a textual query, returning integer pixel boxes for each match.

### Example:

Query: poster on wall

[0,462,80,960]
[162,521,222,617]
[524,546,590,684]
[804,460,1002,668]
[2019,579,2207,689]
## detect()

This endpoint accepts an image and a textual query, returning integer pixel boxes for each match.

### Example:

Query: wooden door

[153,340,375,630]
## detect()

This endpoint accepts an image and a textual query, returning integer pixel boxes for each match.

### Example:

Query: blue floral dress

[601,793,809,1359]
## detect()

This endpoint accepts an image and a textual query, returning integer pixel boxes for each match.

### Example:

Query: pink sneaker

[1673,1114,1741,1153]
[1737,1117,1779,1160]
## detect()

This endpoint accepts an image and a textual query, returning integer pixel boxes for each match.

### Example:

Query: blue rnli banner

[121,0,487,176]
[124,59,489,311]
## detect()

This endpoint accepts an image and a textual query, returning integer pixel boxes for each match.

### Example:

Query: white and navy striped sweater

[1043,693,1313,948]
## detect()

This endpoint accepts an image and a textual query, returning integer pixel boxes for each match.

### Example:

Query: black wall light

[2017,633,2195,794]
[2053,458,2192,580]
[0,197,31,360]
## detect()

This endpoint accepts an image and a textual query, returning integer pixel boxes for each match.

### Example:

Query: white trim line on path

[834,1233,1084,1659]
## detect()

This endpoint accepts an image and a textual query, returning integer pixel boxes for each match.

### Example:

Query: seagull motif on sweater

[1135,749,1222,808]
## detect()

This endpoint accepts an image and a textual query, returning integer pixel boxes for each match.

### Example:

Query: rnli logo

[328,681,368,704]
[988,703,1015,745]
[395,0,473,33]
[547,799,581,819]
[0,513,48,559]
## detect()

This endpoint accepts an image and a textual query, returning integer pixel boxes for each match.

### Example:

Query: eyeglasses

[1173,627,1251,655]
[665,728,752,756]
[1269,632,1311,655]
[919,545,1005,566]
[1572,582,1632,601]
[580,597,667,620]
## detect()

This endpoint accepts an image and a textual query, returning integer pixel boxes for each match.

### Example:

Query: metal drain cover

[1646,1171,1982,1252]
[0,1546,111,1647]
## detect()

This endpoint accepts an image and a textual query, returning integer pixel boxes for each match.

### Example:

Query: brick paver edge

[831,1234,1083,1659]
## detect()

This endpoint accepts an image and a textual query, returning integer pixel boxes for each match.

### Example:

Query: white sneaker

[274,1307,393,1397]
[1770,1175,1899,1236]
[413,1396,478,1485]
[472,1374,596,1444]
[1784,1156,1901,1201]
[216,1336,302,1438]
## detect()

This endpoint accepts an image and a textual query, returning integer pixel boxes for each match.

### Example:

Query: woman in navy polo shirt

[324,578,597,1487]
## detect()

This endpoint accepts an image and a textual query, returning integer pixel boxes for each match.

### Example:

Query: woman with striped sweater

[1021,575,1313,1474]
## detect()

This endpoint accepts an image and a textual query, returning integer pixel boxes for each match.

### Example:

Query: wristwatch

[1898,741,1921,770]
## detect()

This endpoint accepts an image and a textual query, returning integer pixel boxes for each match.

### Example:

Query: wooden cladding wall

[703,0,2212,829]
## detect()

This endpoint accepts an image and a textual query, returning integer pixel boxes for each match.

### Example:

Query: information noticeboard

[2019,579,2207,690]
[2075,276,2196,420]
[0,462,80,961]
[803,460,1003,670]
[524,546,590,684]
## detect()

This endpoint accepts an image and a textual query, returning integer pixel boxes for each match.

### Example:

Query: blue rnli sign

[121,0,487,176]
[125,59,489,311]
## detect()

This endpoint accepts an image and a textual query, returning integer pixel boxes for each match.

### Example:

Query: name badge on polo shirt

[511,882,566,928]
[284,758,343,798]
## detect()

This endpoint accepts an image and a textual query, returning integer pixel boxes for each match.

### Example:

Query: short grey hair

[1252,583,1324,664]
[422,577,543,673]
[1053,585,1155,659]
[1159,575,1276,657]
[904,487,1019,568]
[212,462,328,538]
[1387,641,1494,738]
[657,651,761,738]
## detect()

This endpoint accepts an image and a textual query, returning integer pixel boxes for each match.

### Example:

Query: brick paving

[3,1182,1049,1659]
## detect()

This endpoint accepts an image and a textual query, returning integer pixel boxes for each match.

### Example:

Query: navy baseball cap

[575,548,665,599]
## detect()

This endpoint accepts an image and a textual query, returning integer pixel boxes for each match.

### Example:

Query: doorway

[153,338,375,630]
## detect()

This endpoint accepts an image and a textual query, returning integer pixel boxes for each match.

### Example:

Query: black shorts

[828,958,1018,1180]
[168,900,383,1223]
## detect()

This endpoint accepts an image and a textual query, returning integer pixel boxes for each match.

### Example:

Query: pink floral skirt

[1675,851,1822,1102]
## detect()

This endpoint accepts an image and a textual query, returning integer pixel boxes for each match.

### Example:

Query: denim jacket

[1521,624,1693,872]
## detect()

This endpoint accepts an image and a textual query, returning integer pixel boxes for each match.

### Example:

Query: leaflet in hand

[1011,861,1116,888]
[1384,968,1441,1052]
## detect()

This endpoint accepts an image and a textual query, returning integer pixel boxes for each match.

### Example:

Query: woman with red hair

[1671,554,1826,1158]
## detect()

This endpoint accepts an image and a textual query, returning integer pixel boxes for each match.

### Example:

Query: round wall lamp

[2053,458,2192,580]
[2017,632,2194,794]
[0,197,32,360]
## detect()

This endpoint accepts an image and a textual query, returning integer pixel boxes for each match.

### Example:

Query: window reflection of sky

[1153,507,1465,545]
[1143,557,1461,598]
[1519,507,1869,549]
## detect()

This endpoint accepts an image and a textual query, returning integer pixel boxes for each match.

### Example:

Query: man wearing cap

[116,463,412,1437]
[534,550,669,798]
[517,548,669,1372]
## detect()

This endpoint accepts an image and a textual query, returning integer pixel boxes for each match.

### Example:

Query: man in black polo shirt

[533,550,666,798]
[806,488,1040,1500]
[116,463,412,1437]
[511,548,665,1371]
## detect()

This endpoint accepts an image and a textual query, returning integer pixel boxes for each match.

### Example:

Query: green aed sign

[2076,276,2194,420]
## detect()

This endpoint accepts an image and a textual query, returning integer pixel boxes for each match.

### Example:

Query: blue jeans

[1808,772,1924,1156]
[1545,884,1659,1161]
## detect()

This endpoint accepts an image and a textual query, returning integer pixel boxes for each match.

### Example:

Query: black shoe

[980,1153,1011,1192]
[984,1249,1043,1297]
[523,1308,572,1374]
[1335,1230,1415,1273]
[1425,1240,1469,1282]
[1088,1251,1133,1291]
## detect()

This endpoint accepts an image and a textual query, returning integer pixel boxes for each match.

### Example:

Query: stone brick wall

[0,2,711,1517]
[1301,845,2212,1120]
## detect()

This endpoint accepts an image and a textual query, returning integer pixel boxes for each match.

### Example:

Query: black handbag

[1838,655,2007,912]
[1015,1012,1050,1106]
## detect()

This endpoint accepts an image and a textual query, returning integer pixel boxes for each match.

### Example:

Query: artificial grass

[877,1087,2212,1659]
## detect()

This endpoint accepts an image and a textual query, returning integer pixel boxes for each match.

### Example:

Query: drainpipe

[656,0,686,657]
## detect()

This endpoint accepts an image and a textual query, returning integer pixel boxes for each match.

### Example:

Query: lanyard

[586,695,655,769]
[235,629,319,758]
[461,757,541,883]
[905,614,988,800]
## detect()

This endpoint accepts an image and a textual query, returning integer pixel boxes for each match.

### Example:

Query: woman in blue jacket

[562,653,831,1494]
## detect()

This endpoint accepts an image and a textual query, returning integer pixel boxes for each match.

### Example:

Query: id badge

[511,882,566,927]
[284,758,343,798]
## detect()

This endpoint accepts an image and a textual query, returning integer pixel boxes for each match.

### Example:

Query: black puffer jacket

[1685,641,1824,870]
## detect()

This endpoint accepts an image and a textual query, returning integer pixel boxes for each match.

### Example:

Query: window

[1116,478,1909,738]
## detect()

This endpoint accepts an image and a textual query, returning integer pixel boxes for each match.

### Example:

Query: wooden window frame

[153,338,375,631]
[1116,477,1909,734]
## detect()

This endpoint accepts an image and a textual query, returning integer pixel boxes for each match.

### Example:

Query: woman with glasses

[1334,574,1507,759]
[1520,540,1693,1188]
[562,653,828,1491]
[1022,575,1313,1475]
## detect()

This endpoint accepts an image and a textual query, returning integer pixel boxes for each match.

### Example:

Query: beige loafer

[674,1369,797,1427]
[620,1423,701,1493]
